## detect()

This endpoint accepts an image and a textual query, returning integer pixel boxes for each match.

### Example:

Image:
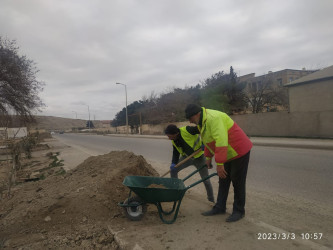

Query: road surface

[52,133,333,249]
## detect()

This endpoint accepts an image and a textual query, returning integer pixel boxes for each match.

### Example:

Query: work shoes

[226,212,244,222]
[201,207,225,216]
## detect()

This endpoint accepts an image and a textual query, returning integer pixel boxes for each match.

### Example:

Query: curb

[250,141,333,150]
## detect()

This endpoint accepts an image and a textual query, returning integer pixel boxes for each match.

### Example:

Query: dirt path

[1,138,332,249]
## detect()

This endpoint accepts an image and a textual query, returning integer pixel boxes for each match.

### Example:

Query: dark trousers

[171,155,214,202]
[215,151,250,214]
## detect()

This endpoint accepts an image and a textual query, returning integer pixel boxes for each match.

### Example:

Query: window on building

[277,78,282,86]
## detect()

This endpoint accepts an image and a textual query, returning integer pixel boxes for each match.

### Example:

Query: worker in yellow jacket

[185,104,252,222]
[165,124,214,203]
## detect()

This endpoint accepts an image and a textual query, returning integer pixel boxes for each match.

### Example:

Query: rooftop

[285,65,333,87]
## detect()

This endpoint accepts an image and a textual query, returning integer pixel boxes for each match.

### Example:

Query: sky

[1,0,333,120]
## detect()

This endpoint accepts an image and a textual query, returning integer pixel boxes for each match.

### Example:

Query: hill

[32,116,105,131]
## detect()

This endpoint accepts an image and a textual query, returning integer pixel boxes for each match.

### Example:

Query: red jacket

[198,108,252,165]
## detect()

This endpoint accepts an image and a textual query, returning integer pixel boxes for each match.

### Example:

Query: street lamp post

[86,105,91,129]
[116,82,128,136]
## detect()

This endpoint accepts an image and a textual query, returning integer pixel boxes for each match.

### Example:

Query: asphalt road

[54,133,333,205]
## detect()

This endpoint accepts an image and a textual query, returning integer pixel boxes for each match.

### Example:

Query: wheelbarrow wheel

[123,196,147,221]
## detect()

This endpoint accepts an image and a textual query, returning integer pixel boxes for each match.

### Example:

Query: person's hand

[206,159,213,169]
[217,165,227,178]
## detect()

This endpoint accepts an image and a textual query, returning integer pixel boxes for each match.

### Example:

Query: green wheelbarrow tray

[118,165,217,224]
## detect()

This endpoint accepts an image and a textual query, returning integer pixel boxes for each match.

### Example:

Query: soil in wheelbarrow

[0,150,159,249]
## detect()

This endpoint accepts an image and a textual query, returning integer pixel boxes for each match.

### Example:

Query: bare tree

[0,37,44,197]
[243,75,288,113]
[0,37,44,121]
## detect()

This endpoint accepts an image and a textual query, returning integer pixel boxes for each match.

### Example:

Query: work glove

[170,163,177,173]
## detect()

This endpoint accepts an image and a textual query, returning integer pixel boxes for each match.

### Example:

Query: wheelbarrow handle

[161,148,202,177]
[185,172,218,191]
[182,164,207,182]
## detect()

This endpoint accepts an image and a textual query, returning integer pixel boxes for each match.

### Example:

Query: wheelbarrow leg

[155,194,185,224]
[157,201,177,215]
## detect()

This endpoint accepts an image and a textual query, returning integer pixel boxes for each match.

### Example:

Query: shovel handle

[161,148,202,177]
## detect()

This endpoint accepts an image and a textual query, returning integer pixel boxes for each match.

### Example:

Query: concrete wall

[0,127,28,139]
[141,122,191,135]
[232,111,333,138]
[288,79,333,112]
[114,111,333,138]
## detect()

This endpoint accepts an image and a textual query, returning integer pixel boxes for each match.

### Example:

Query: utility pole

[116,82,128,136]
[86,105,91,129]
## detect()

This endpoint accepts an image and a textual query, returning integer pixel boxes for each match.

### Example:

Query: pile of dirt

[0,150,159,249]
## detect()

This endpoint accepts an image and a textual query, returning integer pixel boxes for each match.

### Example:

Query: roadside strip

[105,134,333,150]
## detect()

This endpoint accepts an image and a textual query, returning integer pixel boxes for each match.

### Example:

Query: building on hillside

[101,120,112,128]
[285,65,333,113]
[238,68,318,113]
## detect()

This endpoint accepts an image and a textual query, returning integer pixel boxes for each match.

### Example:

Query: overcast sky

[1,0,333,120]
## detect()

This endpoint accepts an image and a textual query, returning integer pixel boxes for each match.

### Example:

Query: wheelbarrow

[118,165,217,224]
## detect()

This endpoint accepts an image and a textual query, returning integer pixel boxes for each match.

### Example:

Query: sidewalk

[105,133,333,150]
[249,137,333,150]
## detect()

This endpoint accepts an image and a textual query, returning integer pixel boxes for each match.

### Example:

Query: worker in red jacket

[185,104,252,222]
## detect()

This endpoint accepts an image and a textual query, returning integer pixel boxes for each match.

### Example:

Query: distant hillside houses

[101,120,112,128]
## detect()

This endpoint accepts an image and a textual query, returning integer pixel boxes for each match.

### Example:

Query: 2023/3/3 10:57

[257,232,323,240]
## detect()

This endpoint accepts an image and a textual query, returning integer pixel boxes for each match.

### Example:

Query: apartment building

[239,68,317,91]
[238,68,317,112]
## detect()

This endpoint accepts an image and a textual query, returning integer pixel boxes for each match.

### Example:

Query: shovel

[161,148,202,177]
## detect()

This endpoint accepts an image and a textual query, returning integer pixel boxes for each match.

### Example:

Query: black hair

[164,124,179,135]
[185,104,202,119]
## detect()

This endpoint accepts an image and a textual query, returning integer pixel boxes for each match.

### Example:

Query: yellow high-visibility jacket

[198,107,252,165]
[171,127,204,158]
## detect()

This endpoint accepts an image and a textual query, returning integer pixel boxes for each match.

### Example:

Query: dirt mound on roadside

[0,150,159,249]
